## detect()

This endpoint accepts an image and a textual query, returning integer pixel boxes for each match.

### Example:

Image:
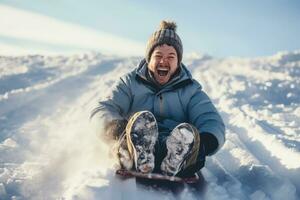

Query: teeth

[157,68,168,71]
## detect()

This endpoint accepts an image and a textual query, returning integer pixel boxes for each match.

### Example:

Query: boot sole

[161,123,195,176]
[126,111,158,173]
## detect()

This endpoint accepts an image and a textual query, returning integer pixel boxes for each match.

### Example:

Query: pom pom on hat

[159,20,177,31]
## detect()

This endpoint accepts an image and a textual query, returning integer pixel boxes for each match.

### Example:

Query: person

[90,20,225,177]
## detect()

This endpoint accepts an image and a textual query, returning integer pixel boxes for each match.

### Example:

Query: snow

[0,50,299,199]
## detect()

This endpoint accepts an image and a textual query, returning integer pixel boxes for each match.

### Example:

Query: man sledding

[91,20,225,181]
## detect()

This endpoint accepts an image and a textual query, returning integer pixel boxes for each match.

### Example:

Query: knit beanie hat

[145,20,183,63]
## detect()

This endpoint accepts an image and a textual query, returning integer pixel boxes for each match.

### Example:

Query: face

[148,44,179,85]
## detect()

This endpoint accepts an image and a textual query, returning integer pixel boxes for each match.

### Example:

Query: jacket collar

[135,59,193,91]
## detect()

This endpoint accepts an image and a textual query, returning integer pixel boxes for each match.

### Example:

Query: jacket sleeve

[90,75,133,140]
[187,87,225,155]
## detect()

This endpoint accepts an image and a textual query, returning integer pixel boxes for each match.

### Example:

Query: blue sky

[1,0,300,57]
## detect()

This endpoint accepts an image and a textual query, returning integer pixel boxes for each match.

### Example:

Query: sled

[116,169,206,195]
[116,168,200,183]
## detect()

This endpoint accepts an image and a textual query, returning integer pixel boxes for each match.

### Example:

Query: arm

[90,76,133,140]
[188,87,225,155]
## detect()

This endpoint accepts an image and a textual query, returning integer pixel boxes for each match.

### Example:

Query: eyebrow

[153,52,176,56]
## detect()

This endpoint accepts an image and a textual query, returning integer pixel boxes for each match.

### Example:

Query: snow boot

[125,111,158,173]
[160,123,200,176]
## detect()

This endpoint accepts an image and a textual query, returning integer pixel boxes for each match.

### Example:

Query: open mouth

[157,68,169,77]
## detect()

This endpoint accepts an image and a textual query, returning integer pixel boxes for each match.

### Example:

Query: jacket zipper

[159,94,163,116]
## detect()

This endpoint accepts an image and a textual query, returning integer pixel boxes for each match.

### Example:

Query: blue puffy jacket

[91,59,225,155]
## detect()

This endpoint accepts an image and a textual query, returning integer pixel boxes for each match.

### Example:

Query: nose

[159,57,168,65]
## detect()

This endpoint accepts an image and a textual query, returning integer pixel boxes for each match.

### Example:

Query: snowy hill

[0,51,299,199]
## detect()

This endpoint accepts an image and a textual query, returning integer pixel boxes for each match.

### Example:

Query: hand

[104,119,127,140]
[201,132,218,155]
